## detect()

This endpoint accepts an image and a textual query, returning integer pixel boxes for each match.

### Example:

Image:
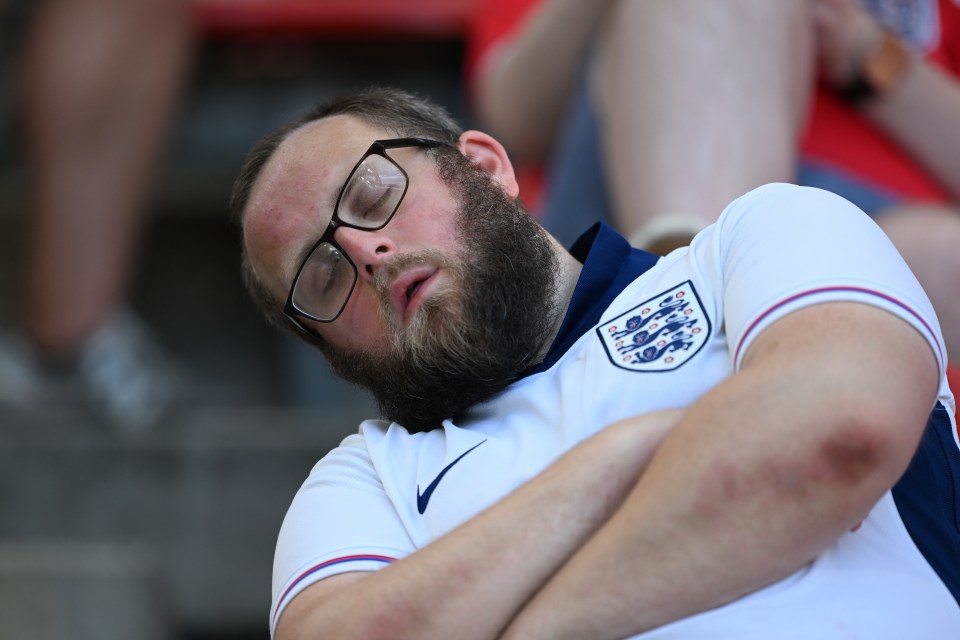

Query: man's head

[232,87,562,431]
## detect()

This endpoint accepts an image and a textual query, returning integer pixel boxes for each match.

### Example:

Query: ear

[456,130,520,198]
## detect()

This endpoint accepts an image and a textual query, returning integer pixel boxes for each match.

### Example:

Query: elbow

[813,401,925,496]
[714,404,926,519]
[817,419,890,487]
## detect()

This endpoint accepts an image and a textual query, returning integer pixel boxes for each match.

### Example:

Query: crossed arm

[275,300,938,640]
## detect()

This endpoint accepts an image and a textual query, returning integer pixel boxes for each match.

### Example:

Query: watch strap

[838,29,912,105]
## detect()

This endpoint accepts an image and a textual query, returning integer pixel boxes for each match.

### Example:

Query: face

[244,116,463,354]
[244,115,560,431]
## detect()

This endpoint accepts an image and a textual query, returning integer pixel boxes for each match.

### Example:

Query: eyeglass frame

[283,137,446,332]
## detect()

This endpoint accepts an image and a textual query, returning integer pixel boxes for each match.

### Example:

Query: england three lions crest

[598,281,711,372]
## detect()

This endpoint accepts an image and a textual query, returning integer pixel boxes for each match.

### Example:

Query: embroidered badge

[597,281,710,372]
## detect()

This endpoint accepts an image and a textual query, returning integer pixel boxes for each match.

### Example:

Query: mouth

[389,266,440,325]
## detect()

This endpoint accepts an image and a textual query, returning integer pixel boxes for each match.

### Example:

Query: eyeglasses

[284,137,444,329]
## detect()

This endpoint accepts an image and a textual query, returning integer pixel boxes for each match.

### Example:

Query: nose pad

[334,227,394,281]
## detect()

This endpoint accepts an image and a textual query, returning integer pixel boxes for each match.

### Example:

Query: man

[233,87,959,639]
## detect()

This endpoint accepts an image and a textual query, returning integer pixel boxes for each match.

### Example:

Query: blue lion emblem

[598,281,710,371]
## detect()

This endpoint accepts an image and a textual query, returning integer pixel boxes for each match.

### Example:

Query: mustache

[373,249,459,307]
[375,249,455,288]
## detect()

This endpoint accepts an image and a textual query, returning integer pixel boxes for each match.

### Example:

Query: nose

[334,226,396,281]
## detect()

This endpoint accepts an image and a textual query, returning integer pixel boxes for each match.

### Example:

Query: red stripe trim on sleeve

[273,554,396,626]
[733,286,943,365]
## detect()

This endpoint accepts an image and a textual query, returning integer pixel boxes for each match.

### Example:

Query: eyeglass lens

[338,154,407,226]
[291,153,408,320]
[291,242,355,321]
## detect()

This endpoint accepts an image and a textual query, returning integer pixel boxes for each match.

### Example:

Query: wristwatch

[839,29,913,104]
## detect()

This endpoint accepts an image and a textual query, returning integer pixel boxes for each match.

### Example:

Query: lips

[389,265,439,324]
[406,280,424,301]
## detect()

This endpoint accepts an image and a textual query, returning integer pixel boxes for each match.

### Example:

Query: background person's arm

[275,409,683,640]
[815,0,960,199]
[471,0,614,168]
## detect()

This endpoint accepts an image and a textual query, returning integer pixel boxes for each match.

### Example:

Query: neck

[536,236,583,362]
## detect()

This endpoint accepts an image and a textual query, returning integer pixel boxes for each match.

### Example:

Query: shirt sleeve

[711,183,946,374]
[269,432,415,637]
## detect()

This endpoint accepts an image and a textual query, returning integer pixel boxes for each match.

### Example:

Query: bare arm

[864,59,960,199]
[593,0,814,237]
[500,301,938,639]
[815,0,960,199]
[472,0,613,167]
[275,409,683,640]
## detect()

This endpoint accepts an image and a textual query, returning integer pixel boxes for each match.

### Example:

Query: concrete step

[0,540,171,640]
[0,405,369,636]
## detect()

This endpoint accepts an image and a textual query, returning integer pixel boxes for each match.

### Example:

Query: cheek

[324,287,391,353]
[409,207,463,256]
[397,180,462,244]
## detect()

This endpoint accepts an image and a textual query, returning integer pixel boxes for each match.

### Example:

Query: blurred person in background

[0,0,196,430]
[467,0,811,250]
[468,0,960,388]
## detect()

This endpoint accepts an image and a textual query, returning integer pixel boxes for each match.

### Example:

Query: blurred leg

[876,204,960,367]
[22,0,194,356]
[593,0,816,243]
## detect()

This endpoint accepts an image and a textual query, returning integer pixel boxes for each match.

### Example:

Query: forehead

[242,114,386,294]
[247,114,385,226]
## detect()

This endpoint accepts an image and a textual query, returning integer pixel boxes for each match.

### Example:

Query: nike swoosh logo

[417,440,487,514]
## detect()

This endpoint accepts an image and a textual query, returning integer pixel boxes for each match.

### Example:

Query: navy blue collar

[526,223,660,375]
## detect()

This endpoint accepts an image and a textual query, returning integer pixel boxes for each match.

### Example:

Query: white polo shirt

[270,183,960,637]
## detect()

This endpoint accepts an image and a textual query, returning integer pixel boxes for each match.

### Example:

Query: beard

[323,151,561,432]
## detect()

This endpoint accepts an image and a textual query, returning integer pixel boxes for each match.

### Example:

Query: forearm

[503,303,937,639]
[814,0,960,200]
[473,0,612,167]
[861,59,960,200]
[277,410,682,640]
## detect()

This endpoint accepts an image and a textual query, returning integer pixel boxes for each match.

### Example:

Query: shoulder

[699,184,946,374]
[715,183,859,228]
